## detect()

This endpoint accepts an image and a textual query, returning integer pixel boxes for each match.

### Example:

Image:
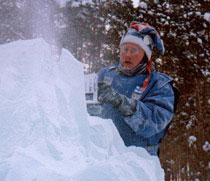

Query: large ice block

[0,39,164,181]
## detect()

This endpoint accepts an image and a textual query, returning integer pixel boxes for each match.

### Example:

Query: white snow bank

[0,39,164,181]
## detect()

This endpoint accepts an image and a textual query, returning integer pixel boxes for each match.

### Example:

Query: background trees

[0,0,209,180]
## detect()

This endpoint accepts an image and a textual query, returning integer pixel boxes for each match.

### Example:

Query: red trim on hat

[130,21,161,38]
[140,59,152,93]
[130,22,140,31]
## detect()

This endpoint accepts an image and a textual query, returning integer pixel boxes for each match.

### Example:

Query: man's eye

[132,48,139,54]
[123,47,128,52]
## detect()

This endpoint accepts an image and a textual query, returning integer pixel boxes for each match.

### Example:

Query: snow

[188,136,197,147]
[0,39,164,181]
[186,120,192,129]
[54,0,70,7]
[195,12,201,16]
[164,21,169,25]
[197,38,202,44]
[148,11,154,15]
[54,0,147,9]
[190,32,196,37]
[204,12,210,22]
[139,2,147,9]
[54,0,93,7]
[203,141,210,152]
[132,0,139,8]
[155,58,163,65]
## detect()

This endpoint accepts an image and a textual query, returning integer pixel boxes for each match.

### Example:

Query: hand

[97,81,122,107]
[97,81,136,117]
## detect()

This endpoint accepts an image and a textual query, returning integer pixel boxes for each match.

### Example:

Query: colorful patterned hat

[120,21,165,59]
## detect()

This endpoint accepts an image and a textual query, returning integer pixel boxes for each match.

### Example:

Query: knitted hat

[120,21,165,60]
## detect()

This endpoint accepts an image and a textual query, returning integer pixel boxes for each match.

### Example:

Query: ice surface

[0,39,164,181]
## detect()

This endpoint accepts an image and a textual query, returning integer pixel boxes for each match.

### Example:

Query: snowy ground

[0,39,164,181]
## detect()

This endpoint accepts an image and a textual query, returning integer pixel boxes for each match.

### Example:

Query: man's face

[120,43,145,71]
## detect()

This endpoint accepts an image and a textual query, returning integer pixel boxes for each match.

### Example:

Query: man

[90,22,179,156]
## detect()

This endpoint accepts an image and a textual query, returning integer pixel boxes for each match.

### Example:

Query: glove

[97,81,136,116]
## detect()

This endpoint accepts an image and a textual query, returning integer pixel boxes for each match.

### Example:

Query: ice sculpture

[0,39,164,181]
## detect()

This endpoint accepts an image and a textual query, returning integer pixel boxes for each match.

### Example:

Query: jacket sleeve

[124,82,175,138]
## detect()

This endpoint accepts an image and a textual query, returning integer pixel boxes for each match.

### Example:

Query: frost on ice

[0,39,164,181]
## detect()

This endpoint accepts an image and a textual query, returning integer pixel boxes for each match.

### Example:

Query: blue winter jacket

[97,64,177,156]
